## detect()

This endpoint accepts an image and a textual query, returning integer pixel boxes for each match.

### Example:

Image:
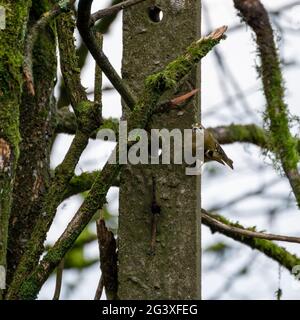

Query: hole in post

[148,6,163,23]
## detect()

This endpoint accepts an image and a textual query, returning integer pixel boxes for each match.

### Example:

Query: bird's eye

[207,150,214,157]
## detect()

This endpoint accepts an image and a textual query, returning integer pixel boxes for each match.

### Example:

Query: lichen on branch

[203,210,300,274]
[234,0,300,207]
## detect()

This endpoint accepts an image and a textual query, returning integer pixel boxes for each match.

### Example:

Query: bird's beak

[213,156,234,169]
[223,158,234,170]
[214,157,226,166]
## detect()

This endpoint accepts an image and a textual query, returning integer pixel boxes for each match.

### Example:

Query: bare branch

[96,219,118,300]
[202,209,300,245]
[170,89,200,107]
[77,0,137,109]
[94,32,103,108]
[52,259,64,300]
[202,209,300,274]
[91,0,146,25]
[94,276,104,300]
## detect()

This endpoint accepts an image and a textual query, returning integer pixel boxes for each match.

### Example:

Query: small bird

[192,123,234,169]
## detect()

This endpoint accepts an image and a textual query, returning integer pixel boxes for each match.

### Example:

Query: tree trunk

[7,0,57,286]
[0,0,32,298]
[119,0,201,299]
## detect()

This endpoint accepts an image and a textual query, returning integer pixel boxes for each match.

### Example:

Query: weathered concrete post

[119,0,201,299]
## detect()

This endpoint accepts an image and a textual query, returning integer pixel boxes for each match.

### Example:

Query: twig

[94,275,104,300]
[55,115,300,158]
[52,259,64,300]
[154,88,199,114]
[76,0,123,69]
[170,89,199,107]
[206,1,300,35]
[202,209,300,244]
[96,219,118,300]
[56,107,77,135]
[94,32,103,109]
[64,171,119,200]
[77,0,137,109]
[91,0,146,25]
[202,209,300,275]
[208,123,268,147]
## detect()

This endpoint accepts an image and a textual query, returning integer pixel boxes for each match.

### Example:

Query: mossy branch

[202,210,300,274]
[234,0,300,207]
[7,1,58,287]
[0,0,32,299]
[6,11,101,299]
[55,107,119,139]
[23,0,76,96]
[64,171,120,200]
[209,123,268,148]
[202,209,300,245]
[13,25,227,300]
[145,27,227,94]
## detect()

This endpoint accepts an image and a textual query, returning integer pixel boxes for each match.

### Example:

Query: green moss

[187,38,221,61]
[209,212,300,273]
[0,1,31,298]
[0,1,31,96]
[31,0,52,19]
[100,118,119,134]
[252,237,300,272]
[145,37,224,94]
[205,242,229,253]
[229,124,268,147]
[65,171,99,198]
[18,277,40,300]
[0,1,31,151]
[256,31,300,171]
[75,100,101,133]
